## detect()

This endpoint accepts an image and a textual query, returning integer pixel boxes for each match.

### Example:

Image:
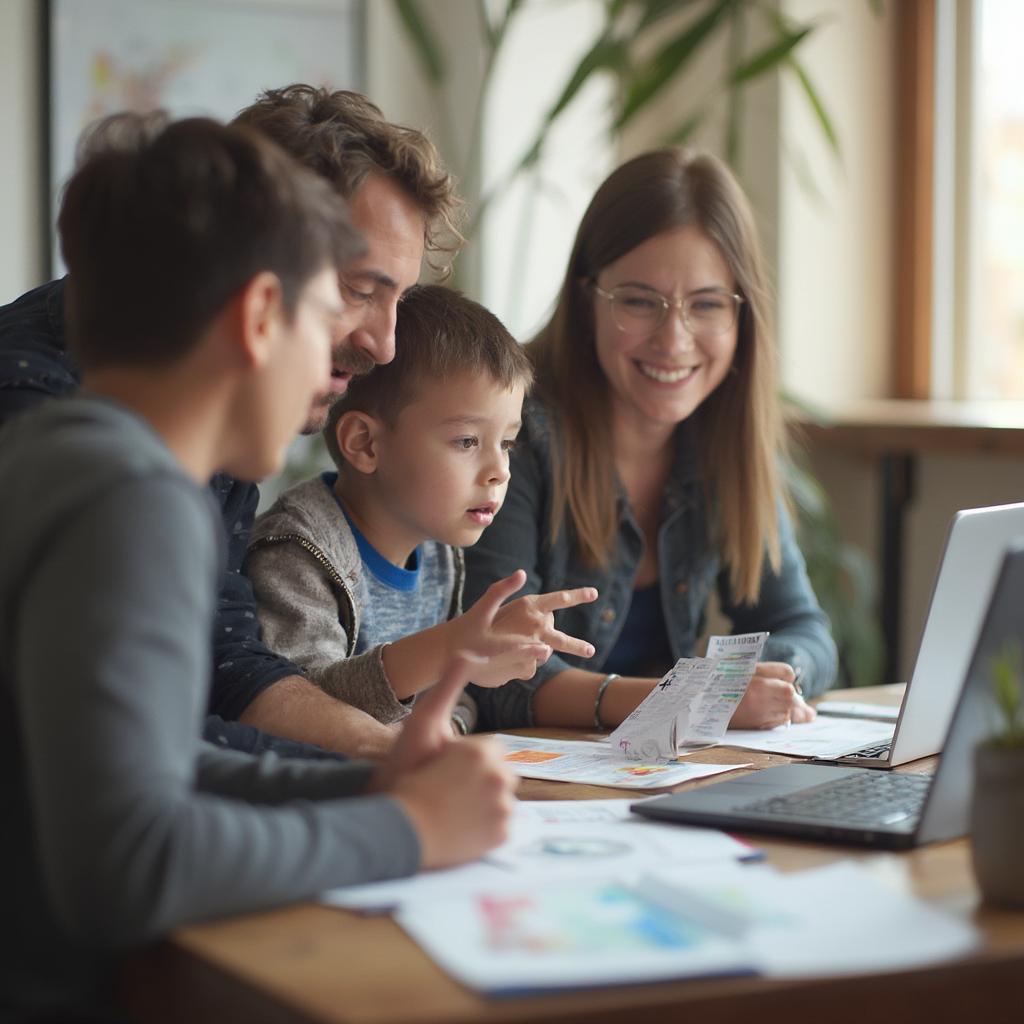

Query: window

[925,0,1024,400]
[968,0,1024,398]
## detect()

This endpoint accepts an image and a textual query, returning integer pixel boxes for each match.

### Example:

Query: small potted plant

[970,640,1024,907]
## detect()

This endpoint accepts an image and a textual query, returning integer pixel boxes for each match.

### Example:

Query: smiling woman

[464,148,839,735]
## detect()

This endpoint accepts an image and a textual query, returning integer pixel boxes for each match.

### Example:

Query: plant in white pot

[971,640,1024,908]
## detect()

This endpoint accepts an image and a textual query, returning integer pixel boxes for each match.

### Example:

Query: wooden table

[118,687,1024,1023]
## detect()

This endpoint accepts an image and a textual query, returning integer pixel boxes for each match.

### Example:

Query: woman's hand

[727,662,816,730]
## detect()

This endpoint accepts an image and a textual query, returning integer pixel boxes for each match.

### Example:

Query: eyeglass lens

[606,285,738,335]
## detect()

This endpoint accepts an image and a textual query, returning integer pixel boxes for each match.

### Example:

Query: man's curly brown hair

[234,85,463,276]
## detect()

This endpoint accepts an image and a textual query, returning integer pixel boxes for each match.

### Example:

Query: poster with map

[47,0,363,271]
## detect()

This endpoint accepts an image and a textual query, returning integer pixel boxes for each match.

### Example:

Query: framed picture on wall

[44,0,365,274]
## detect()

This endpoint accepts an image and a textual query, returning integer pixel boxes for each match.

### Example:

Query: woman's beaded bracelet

[594,672,620,729]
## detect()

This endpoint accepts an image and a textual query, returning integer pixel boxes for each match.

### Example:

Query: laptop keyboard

[737,772,932,828]
[841,741,892,760]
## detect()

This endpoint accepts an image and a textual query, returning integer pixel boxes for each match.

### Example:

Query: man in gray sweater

[0,115,515,1019]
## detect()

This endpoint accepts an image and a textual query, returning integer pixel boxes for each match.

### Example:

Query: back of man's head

[58,114,364,371]
[234,85,461,273]
[325,284,532,469]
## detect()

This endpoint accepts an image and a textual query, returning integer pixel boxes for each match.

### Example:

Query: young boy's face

[370,370,525,552]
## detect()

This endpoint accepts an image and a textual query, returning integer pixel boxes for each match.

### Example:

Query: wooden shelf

[790,399,1024,457]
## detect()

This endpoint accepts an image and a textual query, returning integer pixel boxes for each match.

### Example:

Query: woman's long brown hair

[528,149,786,604]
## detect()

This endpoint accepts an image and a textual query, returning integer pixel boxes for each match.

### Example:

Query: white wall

[477,0,614,339]
[777,0,895,407]
[366,0,615,341]
[0,0,43,302]
[0,0,368,302]
[616,4,782,281]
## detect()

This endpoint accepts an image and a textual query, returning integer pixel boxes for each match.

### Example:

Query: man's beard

[301,341,376,434]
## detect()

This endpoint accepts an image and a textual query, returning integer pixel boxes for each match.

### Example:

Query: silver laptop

[631,543,1024,850]
[818,501,1024,768]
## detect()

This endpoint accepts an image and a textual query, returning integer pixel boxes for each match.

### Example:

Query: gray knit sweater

[247,474,471,726]
[0,397,420,1016]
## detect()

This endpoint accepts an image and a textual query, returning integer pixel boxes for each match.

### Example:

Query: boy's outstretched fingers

[532,587,599,615]
[531,587,599,658]
[474,570,528,623]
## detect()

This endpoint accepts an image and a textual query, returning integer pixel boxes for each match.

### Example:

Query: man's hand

[238,675,398,759]
[373,654,517,869]
[727,662,816,730]
[450,570,599,687]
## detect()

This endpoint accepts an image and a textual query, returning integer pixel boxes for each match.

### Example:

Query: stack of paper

[716,716,895,757]
[395,861,979,994]
[322,800,757,913]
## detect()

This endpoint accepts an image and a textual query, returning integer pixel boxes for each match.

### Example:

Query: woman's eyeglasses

[593,283,743,337]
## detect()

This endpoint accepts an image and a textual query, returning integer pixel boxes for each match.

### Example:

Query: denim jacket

[464,398,838,729]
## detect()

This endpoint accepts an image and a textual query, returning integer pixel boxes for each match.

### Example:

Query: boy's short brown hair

[234,85,463,274]
[325,285,532,468]
[58,115,363,370]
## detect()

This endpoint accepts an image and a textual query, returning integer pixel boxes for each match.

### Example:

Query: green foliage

[987,642,1024,749]
[785,456,884,689]
[392,0,854,228]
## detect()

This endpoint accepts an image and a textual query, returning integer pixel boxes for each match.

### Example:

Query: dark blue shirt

[600,584,675,677]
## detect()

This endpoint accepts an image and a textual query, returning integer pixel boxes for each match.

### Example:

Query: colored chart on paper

[495,734,749,789]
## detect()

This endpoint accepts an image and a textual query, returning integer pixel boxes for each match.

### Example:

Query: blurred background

[2,0,1022,689]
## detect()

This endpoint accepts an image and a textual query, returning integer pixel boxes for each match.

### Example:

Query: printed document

[396,860,979,994]
[322,799,755,913]
[496,733,749,789]
[719,715,895,757]
[609,632,768,760]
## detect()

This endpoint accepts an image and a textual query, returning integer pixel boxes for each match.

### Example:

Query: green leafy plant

[394,0,850,235]
[987,641,1024,749]
[785,456,883,689]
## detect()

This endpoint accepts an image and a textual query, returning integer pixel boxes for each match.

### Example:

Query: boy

[247,285,597,727]
[0,118,514,1018]
[0,85,464,762]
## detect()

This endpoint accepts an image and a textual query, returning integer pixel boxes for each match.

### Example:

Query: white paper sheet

[608,658,715,760]
[713,715,895,757]
[816,700,901,722]
[497,733,750,789]
[647,860,980,978]
[396,875,753,993]
[608,633,768,760]
[396,860,979,994]
[321,799,756,914]
[489,800,759,873]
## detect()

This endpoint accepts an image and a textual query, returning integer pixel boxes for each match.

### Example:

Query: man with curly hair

[0,86,463,759]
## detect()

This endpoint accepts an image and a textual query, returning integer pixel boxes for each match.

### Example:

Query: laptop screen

[917,542,1024,844]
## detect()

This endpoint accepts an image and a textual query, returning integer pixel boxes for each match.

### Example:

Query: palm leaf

[662,111,705,146]
[392,0,445,86]
[633,0,707,33]
[616,0,734,129]
[507,32,628,182]
[728,24,812,84]
[547,33,628,125]
[786,54,840,158]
